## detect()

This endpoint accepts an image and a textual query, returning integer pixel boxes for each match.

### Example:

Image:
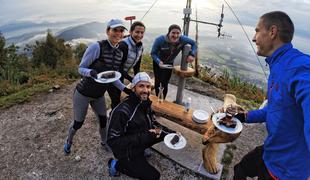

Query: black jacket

[107,93,173,160]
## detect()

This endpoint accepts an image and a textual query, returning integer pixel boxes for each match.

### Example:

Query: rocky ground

[0,76,267,180]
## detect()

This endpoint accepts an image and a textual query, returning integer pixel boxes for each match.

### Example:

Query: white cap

[107,19,127,30]
[131,72,151,88]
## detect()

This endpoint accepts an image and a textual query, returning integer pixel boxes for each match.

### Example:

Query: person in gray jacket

[110,21,145,109]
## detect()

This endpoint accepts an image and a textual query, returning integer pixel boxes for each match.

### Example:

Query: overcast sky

[1,0,310,52]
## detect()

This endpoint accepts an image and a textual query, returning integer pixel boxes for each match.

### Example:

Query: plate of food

[161,64,174,69]
[164,133,186,150]
[192,110,209,124]
[94,71,121,84]
[212,113,242,134]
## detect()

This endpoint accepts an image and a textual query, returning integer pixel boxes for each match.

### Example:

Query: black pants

[116,155,160,180]
[153,63,172,99]
[233,146,275,180]
[107,83,122,110]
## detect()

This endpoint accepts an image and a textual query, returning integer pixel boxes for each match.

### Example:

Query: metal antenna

[188,4,231,38]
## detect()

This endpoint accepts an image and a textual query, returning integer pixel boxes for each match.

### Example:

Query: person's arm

[78,42,100,77]
[246,106,267,123]
[151,36,164,65]
[118,41,134,81]
[180,35,197,57]
[289,65,310,151]
[133,51,142,76]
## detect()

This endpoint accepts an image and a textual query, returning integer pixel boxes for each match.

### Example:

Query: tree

[32,30,73,69]
[0,32,6,77]
[74,43,87,63]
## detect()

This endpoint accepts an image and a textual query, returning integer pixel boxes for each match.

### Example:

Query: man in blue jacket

[151,24,197,99]
[233,11,310,180]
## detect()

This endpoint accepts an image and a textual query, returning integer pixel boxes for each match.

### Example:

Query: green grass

[0,77,76,109]
[0,82,51,108]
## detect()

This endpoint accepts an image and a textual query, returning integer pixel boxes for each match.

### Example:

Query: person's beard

[137,91,150,101]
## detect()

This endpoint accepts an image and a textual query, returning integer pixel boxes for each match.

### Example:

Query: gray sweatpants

[66,89,107,145]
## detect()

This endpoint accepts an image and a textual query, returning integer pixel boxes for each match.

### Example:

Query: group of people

[62,10,310,180]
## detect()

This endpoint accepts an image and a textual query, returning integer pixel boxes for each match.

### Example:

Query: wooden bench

[149,95,208,135]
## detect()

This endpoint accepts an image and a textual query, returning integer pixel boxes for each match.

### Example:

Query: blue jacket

[247,43,310,180]
[151,35,197,65]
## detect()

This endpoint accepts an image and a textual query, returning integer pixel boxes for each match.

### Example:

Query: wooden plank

[150,95,208,134]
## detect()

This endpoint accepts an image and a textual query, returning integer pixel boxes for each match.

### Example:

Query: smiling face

[168,28,181,43]
[107,27,125,46]
[252,19,274,57]
[130,25,145,43]
[133,81,152,101]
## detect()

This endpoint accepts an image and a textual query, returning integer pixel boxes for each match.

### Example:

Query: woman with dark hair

[151,24,197,99]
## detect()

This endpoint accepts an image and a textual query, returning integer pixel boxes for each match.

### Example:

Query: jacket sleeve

[78,42,100,77]
[246,105,267,123]
[151,36,163,65]
[107,111,158,152]
[288,64,310,151]
[180,35,197,57]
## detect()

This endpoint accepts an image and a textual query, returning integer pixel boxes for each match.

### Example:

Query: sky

[1,0,309,85]
[1,0,310,51]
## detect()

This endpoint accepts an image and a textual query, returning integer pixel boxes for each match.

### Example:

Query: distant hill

[56,22,106,41]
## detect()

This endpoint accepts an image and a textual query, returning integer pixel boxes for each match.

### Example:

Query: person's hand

[123,87,132,95]
[186,55,195,63]
[234,111,248,123]
[90,70,98,79]
[149,128,162,138]
[158,61,165,69]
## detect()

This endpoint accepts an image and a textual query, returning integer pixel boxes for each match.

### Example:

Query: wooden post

[202,94,243,174]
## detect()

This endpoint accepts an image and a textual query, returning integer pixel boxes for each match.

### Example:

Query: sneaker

[64,143,71,155]
[144,148,152,158]
[108,158,120,177]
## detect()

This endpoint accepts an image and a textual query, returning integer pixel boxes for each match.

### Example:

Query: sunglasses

[112,28,125,33]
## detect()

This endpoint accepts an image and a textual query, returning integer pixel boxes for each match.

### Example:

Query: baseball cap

[131,72,152,88]
[107,19,127,30]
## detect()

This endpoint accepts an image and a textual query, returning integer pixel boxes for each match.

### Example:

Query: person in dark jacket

[110,21,145,108]
[63,19,131,155]
[233,11,310,180]
[107,72,174,180]
[151,24,197,99]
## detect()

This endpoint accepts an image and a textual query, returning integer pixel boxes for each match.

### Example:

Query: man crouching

[107,72,173,180]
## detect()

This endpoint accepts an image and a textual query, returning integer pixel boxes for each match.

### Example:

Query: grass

[0,76,77,109]
[1,53,265,111]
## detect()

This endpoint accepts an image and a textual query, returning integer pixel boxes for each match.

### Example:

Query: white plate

[162,64,174,69]
[192,110,209,124]
[212,113,243,134]
[164,133,187,150]
[94,71,121,84]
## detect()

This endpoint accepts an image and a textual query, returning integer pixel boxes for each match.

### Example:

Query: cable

[223,0,268,81]
[140,0,160,21]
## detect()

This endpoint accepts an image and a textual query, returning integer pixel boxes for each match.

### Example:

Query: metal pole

[183,0,192,36]
[176,44,191,104]
[175,0,192,104]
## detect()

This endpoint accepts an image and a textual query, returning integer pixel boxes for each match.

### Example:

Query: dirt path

[0,82,207,180]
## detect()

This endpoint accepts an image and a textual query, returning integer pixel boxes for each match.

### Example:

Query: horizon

[1,0,309,52]
[1,0,310,86]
